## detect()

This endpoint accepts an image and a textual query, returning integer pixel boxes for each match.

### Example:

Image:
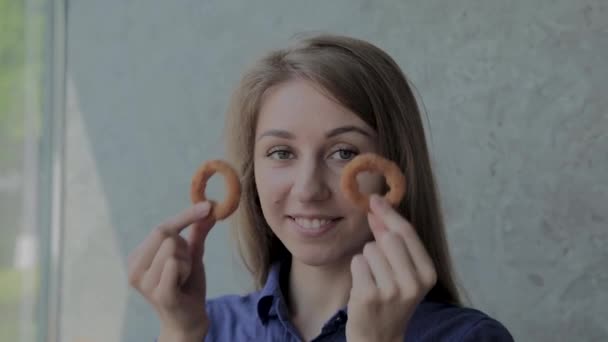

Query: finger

[369,194,434,279]
[350,254,376,298]
[157,201,212,235]
[130,202,211,278]
[363,241,398,299]
[378,231,422,291]
[141,237,189,292]
[155,257,189,308]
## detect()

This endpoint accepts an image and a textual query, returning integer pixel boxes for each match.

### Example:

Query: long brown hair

[225,33,462,305]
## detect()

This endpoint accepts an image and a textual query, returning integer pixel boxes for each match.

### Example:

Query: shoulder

[204,292,262,340]
[407,300,514,341]
[206,292,258,309]
[205,292,259,322]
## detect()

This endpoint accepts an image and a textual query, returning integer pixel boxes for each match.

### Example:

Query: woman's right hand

[128,202,215,342]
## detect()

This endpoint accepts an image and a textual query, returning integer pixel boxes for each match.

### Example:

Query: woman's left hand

[345,194,437,342]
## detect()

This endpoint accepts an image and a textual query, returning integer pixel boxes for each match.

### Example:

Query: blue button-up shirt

[203,262,514,341]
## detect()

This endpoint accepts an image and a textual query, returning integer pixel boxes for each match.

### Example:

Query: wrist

[159,325,207,342]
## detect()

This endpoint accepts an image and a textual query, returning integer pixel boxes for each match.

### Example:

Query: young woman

[128,34,514,341]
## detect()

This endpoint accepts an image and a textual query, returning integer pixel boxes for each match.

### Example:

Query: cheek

[254,162,293,207]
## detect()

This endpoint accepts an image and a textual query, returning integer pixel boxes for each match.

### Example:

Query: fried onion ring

[190,159,241,220]
[340,153,406,212]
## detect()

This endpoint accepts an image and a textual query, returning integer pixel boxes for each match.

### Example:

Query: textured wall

[61,0,607,341]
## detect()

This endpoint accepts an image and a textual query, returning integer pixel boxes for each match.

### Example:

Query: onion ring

[190,159,241,220]
[340,153,406,212]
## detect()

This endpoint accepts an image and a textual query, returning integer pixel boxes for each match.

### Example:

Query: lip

[287,215,343,238]
[289,214,341,220]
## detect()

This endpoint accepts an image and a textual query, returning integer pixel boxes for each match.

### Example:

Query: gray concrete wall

[61,0,607,341]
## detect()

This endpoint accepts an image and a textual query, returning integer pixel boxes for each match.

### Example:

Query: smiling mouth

[287,216,343,230]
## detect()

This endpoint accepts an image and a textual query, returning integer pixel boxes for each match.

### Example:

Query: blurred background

[1,0,606,341]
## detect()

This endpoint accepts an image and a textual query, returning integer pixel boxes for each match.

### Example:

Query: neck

[286,257,352,325]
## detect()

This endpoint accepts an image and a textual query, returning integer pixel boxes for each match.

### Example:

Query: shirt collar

[255,261,284,323]
[255,260,350,325]
[255,260,433,325]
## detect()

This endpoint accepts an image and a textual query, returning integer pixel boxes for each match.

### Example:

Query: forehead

[256,79,370,134]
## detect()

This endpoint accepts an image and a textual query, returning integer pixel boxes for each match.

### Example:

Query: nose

[292,157,331,203]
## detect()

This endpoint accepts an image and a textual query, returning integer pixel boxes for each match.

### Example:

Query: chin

[286,243,357,268]
[292,252,338,267]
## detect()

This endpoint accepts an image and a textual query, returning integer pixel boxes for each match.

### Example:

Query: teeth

[294,218,332,229]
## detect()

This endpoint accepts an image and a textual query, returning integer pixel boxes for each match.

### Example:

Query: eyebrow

[325,125,373,139]
[256,125,373,141]
[256,129,295,141]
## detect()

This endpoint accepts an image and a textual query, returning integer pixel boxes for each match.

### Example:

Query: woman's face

[254,78,384,267]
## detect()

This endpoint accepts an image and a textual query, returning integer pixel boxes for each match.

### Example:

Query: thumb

[367,211,388,241]
[183,215,215,292]
[188,214,216,262]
